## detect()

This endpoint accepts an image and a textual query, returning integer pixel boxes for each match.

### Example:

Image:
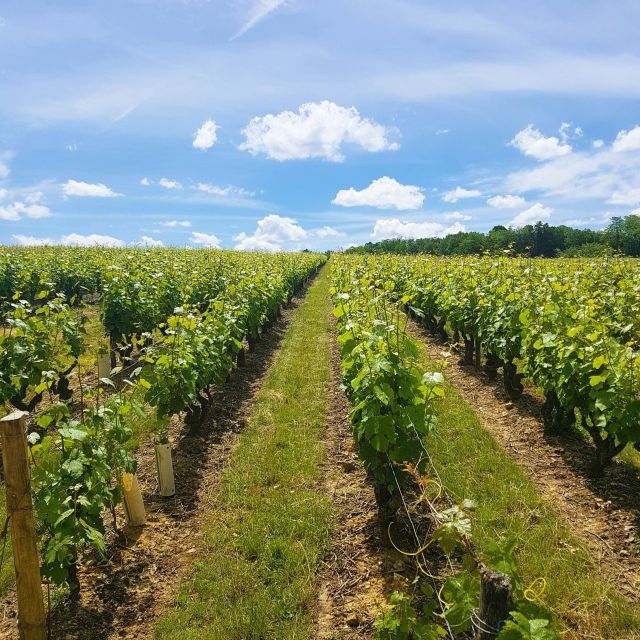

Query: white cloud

[234,214,307,251]
[0,188,8,201]
[140,177,151,186]
[161,219,191,228]
[137,236,163,247]
[444,212,472,221]
[371,218,465,241]
[332,177,423,210]
[441,186,481,203]
[486,194,526,208]
[0,161,9,179]
[158,178,183,190]
[189,231,221,248]
[194,182,254,197]
[502,147,640,201]
[60,233,124,247]
[0,205,21,221]
[314,226,343,238]
[565,217,602,227]
[12,234,52,246]
[558,122,581,145]
[612,126,640,152]
[239,101,399,162]
[192,120,218,150]
[62,180,120,197]
[0,200,51,221]
[608,188,640,206]
[593,139,604,149]
[232,0,286,40]
[66,144,78,152]
[510,203,552,228]
[509,125,572,161]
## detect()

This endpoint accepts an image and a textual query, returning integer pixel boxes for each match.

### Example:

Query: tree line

[345,215,640,257]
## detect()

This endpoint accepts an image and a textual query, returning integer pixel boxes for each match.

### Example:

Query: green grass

[155,267,333,640]
[419,351,640,639]
[0,492,13,594]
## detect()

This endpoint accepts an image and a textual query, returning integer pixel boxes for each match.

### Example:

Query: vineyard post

[0,411,46,640]
[474,567,512,640]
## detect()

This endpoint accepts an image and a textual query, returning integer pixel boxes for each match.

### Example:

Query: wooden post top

[0,410,29,424]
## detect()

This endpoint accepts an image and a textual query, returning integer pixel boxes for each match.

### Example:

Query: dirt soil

[314,316,417,640]
[0,286,312,640]
[410,319,640,603]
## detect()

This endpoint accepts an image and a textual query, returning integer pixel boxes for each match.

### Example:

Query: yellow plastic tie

[524,577,547,605]
[387,521,434,557]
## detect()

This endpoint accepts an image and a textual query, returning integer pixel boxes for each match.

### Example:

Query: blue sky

[1,0,640,250]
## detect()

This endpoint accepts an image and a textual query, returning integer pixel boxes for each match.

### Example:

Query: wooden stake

[474,567,512,640]
[121,472,146,526]
[0,411,46,640]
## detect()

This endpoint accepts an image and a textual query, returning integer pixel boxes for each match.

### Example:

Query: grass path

[155,266,333,640]
[410,327,640,640]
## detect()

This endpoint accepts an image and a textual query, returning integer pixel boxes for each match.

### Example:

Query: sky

[1,0,640,251]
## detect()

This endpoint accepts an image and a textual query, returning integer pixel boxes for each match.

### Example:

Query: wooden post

[474,567,512,640]
[0,411,46,640]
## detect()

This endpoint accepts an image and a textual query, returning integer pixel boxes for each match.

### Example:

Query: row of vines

[344,254,640,472]
[0,247,325,595]
[330,255,561,639]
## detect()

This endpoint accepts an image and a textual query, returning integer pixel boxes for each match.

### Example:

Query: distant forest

[345,215,640,257]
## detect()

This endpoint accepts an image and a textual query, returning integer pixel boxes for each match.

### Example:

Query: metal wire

[387,458,456,640]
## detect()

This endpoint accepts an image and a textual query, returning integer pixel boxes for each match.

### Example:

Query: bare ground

[409,319,640,603]
[0,285,312,640]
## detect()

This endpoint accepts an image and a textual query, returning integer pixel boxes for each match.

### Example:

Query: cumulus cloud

[192,120,219,150]
[612,126,640,152]
[509,125,572,161]
[232,0,286,40]
[0,161,9,179]
[0,200,51,221]
[140,177,151,186]
[371,218,465,241]
[239,101,399,162]
[592,139,605,149]
[158,178,183,190]
[502,145,640,201]
[136,236,163,247]
[189,231,221,247]
[510,203,552,228]
[12,234,52,246]
[194,182,254,197]
[314,226,343,238]
[62,180,121,197]
[161,219,191,228]
[486,194,526,208]
[441,187,481,203]
[608,188,640,206]
[60,233,124,247]
[234,214,307,251]
[444,212,472,221]
[332,177,423,210]
[0,188,7,200]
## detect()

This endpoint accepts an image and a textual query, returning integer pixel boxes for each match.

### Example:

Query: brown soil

[409,320,640,602]
[0,286,312,640]
[314,316,415,639]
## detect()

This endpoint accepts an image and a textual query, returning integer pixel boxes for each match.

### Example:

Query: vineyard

[0,248,638,640]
